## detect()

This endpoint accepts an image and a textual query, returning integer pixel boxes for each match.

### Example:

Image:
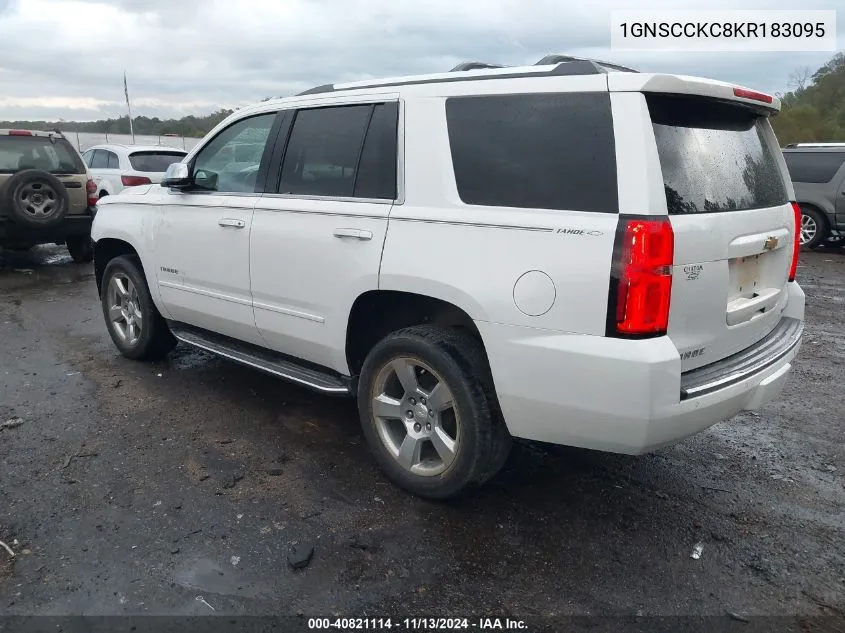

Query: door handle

[218,218,246,229]
[333,228,373,241]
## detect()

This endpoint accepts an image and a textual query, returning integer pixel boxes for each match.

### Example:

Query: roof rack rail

[783,142,845,148]
[536,54,638,73]
[449,62,507,72]
[295,57,628,97]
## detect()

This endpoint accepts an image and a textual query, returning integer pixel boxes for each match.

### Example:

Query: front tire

[357,326,511,499]
[100,255,176,360]
[800,206,829,249]
[66,235,94,263]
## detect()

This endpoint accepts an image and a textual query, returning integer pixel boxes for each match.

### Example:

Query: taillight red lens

[86,179,98,206]
[611,218,674,337]
[789,202,801,282]
[121,175,152,187]
[8,130,33,136]
[733,87,774,104]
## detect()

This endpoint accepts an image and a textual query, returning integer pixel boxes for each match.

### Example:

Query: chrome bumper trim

[680,317,803,400]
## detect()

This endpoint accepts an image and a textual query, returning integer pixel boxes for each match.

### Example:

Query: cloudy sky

[0,0,841,122]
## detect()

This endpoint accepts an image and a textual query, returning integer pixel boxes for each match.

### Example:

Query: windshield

[128,151,187,172]
[0,135,85,174]
[648,95,787,215]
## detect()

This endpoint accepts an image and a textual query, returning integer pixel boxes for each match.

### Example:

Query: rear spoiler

[607,73,781,114]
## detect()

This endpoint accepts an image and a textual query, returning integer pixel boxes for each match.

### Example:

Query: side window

[278,105,372,197]
[82,149,94,167]
[107,151,119,169]
[192,113,276,193]
[91,150,109,169]
[354,102,399,199]
[446,93,618,213]
[783,151,845,184]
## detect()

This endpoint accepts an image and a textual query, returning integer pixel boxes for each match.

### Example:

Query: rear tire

[357,325,511,499]
[100,255,176,360]
[66,235,94,263]
[800,206,829,249]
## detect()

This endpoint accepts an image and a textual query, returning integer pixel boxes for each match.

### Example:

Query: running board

[169,323,351,395]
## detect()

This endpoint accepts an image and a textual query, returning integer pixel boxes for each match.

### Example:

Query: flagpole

[124,72,135,143]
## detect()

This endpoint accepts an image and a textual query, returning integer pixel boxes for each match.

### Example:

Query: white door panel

[250,198,390,373]
[154,193,263,345]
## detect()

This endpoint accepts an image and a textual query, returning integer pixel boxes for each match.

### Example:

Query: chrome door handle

[333,228,373,240]
[218,218,246,229]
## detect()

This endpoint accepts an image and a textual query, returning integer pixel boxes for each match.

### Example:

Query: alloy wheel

[370,357,460,477]
[107,273,143,347]
[800,212,817,246]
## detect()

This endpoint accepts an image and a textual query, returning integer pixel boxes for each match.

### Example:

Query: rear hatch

[612,77,796,372]
[127,150,187,184]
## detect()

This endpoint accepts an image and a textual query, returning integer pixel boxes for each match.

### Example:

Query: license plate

[730,254,761,297]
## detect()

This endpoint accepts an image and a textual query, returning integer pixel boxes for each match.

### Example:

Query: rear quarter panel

[381,86,617,335]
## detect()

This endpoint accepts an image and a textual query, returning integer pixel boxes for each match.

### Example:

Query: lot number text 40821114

[307,618,529,630]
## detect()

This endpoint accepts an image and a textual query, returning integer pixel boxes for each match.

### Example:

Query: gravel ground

[0,245,843,630]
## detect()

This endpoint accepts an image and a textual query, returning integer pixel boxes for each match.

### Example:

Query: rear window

[129,151,187,172]
[445,93,618,213]
[0,135,84,174]
[648,95,787,214]
[783,151,845,184]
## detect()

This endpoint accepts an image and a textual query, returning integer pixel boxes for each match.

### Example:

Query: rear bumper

[478,285,805,454]
[0,211,94,245]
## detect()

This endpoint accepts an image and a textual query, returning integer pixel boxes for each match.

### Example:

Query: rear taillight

[608,217,674,338]
[86,179,98,207]
[121,175,152,187]
[789,202,801,282]
[8,130,33,136]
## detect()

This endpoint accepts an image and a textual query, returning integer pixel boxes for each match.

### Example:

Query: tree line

[771,53,845,145]
[0,109,234,139]
[2,55,843,145]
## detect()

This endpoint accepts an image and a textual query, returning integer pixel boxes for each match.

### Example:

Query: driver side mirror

[162,162,192,189]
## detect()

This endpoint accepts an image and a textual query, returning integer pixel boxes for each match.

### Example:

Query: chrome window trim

[260,193,393,205]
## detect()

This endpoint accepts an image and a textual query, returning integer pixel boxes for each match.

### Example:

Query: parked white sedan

[82,144,187,198]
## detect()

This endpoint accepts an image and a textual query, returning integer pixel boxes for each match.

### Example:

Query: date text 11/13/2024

[307,618,529,630]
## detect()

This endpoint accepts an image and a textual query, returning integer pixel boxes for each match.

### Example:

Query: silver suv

[782,143,845,248]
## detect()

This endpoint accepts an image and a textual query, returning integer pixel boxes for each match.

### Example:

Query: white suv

[91,56,805,499]
[82,144,187,198]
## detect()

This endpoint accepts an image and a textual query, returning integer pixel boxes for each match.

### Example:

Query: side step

[169,323,352,395]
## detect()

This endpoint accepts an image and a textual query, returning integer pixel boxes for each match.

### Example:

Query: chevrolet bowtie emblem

[763,236,779,251]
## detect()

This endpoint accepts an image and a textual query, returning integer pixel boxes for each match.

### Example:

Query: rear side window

[0,136,84,174]
[91,150,109,169]
[129,151,187,172]
[278,104,398,199]
[783,151,845,184]
[354,103,399,199]
[445,93,618,213]
[107,151,119,169]
[648,95,787,214]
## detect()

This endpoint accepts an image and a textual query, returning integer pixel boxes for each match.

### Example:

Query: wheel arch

[94,237,143,293]
[345,290,488,378]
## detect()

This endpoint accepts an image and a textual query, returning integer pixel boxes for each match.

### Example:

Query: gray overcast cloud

[0,0,842,121]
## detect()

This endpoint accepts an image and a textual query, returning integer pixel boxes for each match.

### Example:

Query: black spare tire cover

[2,169,70,229]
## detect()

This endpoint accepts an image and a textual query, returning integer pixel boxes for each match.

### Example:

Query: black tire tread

[358,325,511,499]
[800,205,830,249]
[101,255,176,361]
[66,235,93,263]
